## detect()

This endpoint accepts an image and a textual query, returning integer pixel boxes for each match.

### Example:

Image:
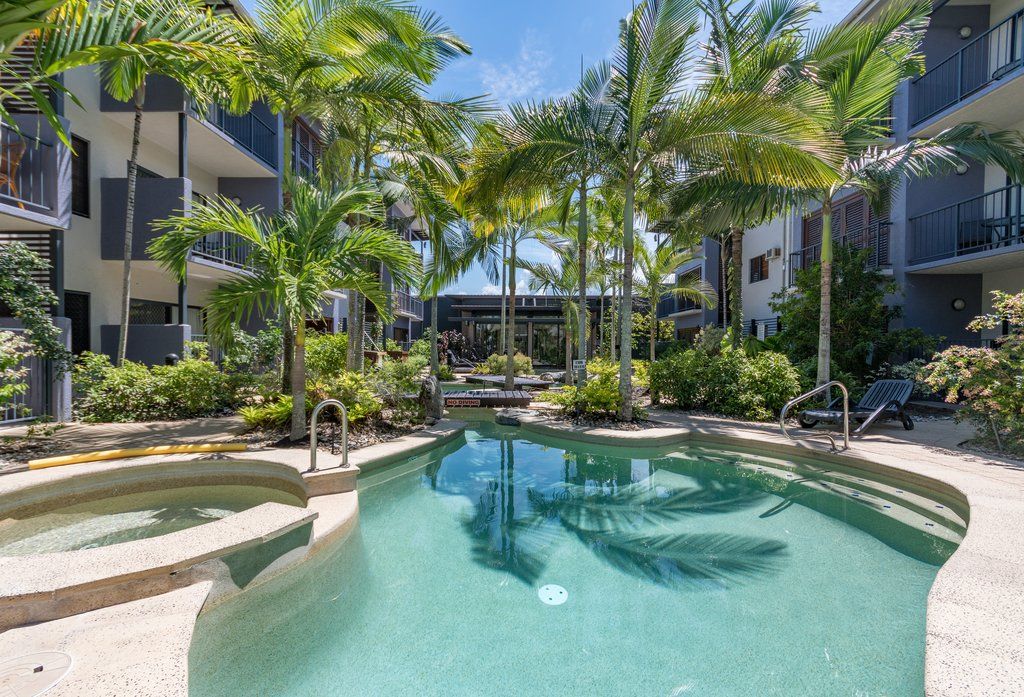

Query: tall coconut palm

[149,174,421,440]
[698,0,817,346]
[604,0,836,420]
[468,63,614,379]
[634,240,715,361]
[793,0,1024,385]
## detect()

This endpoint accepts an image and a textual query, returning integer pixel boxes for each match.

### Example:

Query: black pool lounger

[798,379,915,433]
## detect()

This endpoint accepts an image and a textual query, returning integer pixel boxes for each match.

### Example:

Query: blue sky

[244,0,851,294]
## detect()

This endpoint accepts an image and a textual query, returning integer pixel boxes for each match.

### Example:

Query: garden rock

[495,408,537,427]
[420,376,444,424]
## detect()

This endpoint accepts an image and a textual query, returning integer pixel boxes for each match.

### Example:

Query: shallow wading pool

[0,485,304,556]
[189,423,963,696]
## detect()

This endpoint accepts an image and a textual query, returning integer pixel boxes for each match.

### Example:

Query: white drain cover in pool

[0,652,72,697]
[538,584,568,606]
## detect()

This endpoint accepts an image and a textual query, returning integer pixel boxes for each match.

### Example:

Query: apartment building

[0,4,427,423]
[666,0,1024,349]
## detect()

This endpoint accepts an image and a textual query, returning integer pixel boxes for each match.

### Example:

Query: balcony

[911,9,1024,130]
[190,230,252,271]
[907,184,1024,270]
[0,118,70,230]
[394,289,424,318]
[788,220,891,286]
[101,177,191,261]
[200,103,278,170]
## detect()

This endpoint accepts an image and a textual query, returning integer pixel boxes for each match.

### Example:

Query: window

[71,135,89,217]
[293,119,321,177]
[749,254,769,284]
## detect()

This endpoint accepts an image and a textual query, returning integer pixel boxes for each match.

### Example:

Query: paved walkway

[0,416,247,473]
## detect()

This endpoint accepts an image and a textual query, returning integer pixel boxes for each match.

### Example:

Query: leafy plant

[239,397,292,429]
[0,242,71,373]
[304,332,348,381]
[549,357,621,416]
[0,331,31,405]
[473,352,532,376]
[650,348,799,421]
[920,291,1024,455]
[770,245,936,383]
[307,371,383,423]
[222,325,282,375]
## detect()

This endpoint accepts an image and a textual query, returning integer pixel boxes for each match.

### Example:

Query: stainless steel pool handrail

[779,381,850,452]
[309,399,349,472]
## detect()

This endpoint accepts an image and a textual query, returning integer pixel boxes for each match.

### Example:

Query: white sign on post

[572,359,586,372]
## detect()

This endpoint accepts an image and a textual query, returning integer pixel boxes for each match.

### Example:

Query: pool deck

[1,412,1022,695]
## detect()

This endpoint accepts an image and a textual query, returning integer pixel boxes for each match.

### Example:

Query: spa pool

[190,424,963,696]
[0,485,304,556]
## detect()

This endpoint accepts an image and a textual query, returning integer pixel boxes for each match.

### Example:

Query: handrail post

[779,380,850,451]
[308,398,349,473]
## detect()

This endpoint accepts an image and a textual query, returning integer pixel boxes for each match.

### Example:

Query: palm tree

[698,0,816,347]
[241,0,471,379]
[634,240,715,361]
[794,0,1024,385]
[604,0,835,420]
[521,242,583,382]
[37,0,248,366]
[468,63,614,380]
[463,194,559,389]
[149,175,421,440]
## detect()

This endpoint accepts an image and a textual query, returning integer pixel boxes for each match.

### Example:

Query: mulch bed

[546,414,663,431]
[233,418,424,454]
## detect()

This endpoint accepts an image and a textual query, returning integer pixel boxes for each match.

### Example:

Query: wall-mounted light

[959,25,973,39]
[952,297,967,311]
[955,162,969,176]
[230,196,242,205]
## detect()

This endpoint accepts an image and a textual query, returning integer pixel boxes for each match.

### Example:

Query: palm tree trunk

[649,293,657,363]
[730,226,743,347]
[281,113,295,383]
[504,234,517,390]
[346,290,357,370]
[354,294,365,373]
[610,249,618,363]
[565,302,573,385]
[599,291,605,356]
[618,177,635,421]
[499,238,507,352]
[720,234,728,330]
[116,85,145,366]
[289,315,306,441]
[430,296,440,375]
[817,199,834,387]
[577,181,588,378]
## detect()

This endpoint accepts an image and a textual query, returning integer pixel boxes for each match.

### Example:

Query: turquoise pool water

[190,425,962,696]
[0,485,303,556]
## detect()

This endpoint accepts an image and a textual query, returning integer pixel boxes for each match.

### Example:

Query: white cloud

[480,277,531,295]
[479,31,553,104]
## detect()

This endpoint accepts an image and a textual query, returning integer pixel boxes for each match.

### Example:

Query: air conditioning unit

[766,246,783,260]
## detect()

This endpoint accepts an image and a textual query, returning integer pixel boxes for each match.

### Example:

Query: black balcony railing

[191,231,253,270]
[911,9,1024,126]
[908,184,1023,265]
[394,289,424,318]
[204,103,277,169]
[788,220,891,285]
[0,122,54,213]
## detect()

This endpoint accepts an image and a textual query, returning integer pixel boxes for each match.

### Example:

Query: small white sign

[572,359,586,371]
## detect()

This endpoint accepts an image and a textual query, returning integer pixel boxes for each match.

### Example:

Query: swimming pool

[0,485,304,556]
[190,424,962,696]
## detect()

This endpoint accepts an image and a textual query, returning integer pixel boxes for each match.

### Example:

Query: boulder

[495,408,537,427]
[419,375,444,424]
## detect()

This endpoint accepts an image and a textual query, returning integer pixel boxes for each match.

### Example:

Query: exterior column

[178,112,189,332]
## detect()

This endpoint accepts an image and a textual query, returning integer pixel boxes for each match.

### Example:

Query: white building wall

[740,217,792,325]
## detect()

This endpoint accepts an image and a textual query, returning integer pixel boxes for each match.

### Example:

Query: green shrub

[308,371,383,423]
[650,348,799,421]
[408,336,431,360]
[633,360,651,390]
[0,331,31,404]
[549,358,633,417]
[374,355,428,403]
[920,290,1024,455]
[473,352,532,376]
[437,364,455,381]
[305,332,348,380]
[222,326,282,374]
[239,397,292,429]
[73,352,238,422]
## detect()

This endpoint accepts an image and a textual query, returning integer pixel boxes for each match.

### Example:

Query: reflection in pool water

[190,424,962,696]
[0,485,303,556]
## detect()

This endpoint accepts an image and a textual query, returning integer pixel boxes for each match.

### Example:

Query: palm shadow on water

[459,435,789,590]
